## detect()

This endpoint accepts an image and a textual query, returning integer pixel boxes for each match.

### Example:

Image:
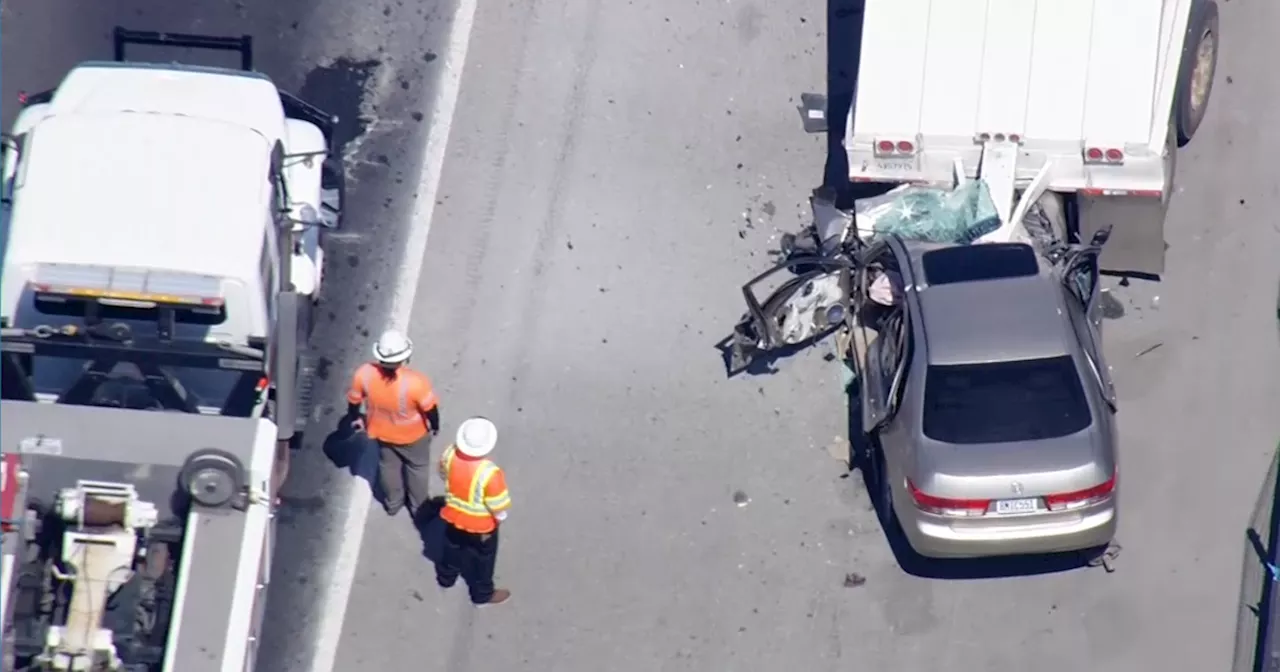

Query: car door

[857,242,895,432]
[1062,247,1117,409]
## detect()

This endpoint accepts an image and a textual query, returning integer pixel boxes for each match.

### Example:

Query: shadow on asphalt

[713,331,841,379]
[822,0,899,207]
[415,496,448,564]
[322,421,383,498]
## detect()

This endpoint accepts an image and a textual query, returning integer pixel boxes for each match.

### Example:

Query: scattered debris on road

[732,490,751,507]
[843,572,867,588]
[1088,542,1122,573]
[1135,342,1164,359]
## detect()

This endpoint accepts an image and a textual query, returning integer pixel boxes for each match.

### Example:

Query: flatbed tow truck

[728,0,1220,545]
[0,28,344,672]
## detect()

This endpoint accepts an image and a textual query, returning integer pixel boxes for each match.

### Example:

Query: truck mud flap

[294,353,320,433]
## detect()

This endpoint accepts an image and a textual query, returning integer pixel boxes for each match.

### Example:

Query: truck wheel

[1174,0,1220,147]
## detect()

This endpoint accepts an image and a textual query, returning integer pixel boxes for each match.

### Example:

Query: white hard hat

[372,330,413,364]
[455,417,498,458]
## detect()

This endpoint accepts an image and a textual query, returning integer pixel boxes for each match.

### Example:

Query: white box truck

[803,0,1220,277]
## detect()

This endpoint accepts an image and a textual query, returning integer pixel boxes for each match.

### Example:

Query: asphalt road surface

[334,1,1280,672]
[2,1,456,669]
[5,0,1279,671]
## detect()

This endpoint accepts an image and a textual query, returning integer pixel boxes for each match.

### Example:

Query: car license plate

[995,498,1039,514]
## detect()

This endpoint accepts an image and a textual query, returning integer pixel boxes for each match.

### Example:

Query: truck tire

[1174,0,1220,147]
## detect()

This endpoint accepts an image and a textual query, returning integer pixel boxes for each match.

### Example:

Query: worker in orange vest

[435,417,512,606]
[345,330,440,518]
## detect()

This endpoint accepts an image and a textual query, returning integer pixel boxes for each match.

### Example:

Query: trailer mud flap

[1076,194,1168,277]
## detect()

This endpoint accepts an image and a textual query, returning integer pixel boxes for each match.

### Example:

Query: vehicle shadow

[820,0,914,206]
[713,330,842,378]
[821,0,862,204]
[845,387,1106,580]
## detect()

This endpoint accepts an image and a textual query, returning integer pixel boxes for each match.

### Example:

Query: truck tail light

[1083,147,1125,165]
[875,139,917,157]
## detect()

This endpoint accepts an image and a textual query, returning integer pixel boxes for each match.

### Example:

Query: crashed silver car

[729,187,1119,560]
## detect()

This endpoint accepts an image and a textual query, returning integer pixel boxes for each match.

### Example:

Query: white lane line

[306,0,479,669]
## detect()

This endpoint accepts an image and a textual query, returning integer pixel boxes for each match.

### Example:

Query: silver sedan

[857,235,1119,559]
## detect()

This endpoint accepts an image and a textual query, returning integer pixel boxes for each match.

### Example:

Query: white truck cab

[802,0,1220,276]
[0,29,342,431]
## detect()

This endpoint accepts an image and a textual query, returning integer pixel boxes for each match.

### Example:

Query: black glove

[425,406,441,436]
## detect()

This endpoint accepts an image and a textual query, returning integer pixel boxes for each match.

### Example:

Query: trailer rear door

[850,0,1166,189]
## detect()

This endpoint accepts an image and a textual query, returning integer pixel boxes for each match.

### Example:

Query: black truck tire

[1175,0,1220,147]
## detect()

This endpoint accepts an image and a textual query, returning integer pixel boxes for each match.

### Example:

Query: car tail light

[1043,472,1117,512]
[907,480,990,517]
[1083,147,1124,165]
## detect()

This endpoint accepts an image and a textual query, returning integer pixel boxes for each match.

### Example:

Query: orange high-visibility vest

[439,445,510,534]
[346,363,439,445]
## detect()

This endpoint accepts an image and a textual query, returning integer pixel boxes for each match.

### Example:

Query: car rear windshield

[922,355,1092,444]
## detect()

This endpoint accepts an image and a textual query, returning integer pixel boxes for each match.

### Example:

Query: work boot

[476,588,511,607]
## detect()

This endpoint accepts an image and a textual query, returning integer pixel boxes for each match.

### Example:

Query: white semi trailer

[803,0,1220,277]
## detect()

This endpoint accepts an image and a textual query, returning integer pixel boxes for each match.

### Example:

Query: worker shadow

[321,421,382,495]
[845,391,1107,580]
[415,496,449,564]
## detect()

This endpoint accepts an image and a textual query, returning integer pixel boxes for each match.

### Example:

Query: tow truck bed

[0,401,273,671]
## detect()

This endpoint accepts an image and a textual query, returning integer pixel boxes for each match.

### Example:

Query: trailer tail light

[875,139,917,157]
[907,480,990,517]
[1083,147,1124,165]
[974,132,1023,144]
[1043,472,1117,512]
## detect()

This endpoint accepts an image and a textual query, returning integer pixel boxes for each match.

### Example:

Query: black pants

[377,436,432,516]
[435,524,499,604]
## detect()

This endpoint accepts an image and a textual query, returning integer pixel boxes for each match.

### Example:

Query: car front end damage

[726,190,863,376]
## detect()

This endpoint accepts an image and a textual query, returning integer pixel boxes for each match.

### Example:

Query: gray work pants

[377,436,432,516]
